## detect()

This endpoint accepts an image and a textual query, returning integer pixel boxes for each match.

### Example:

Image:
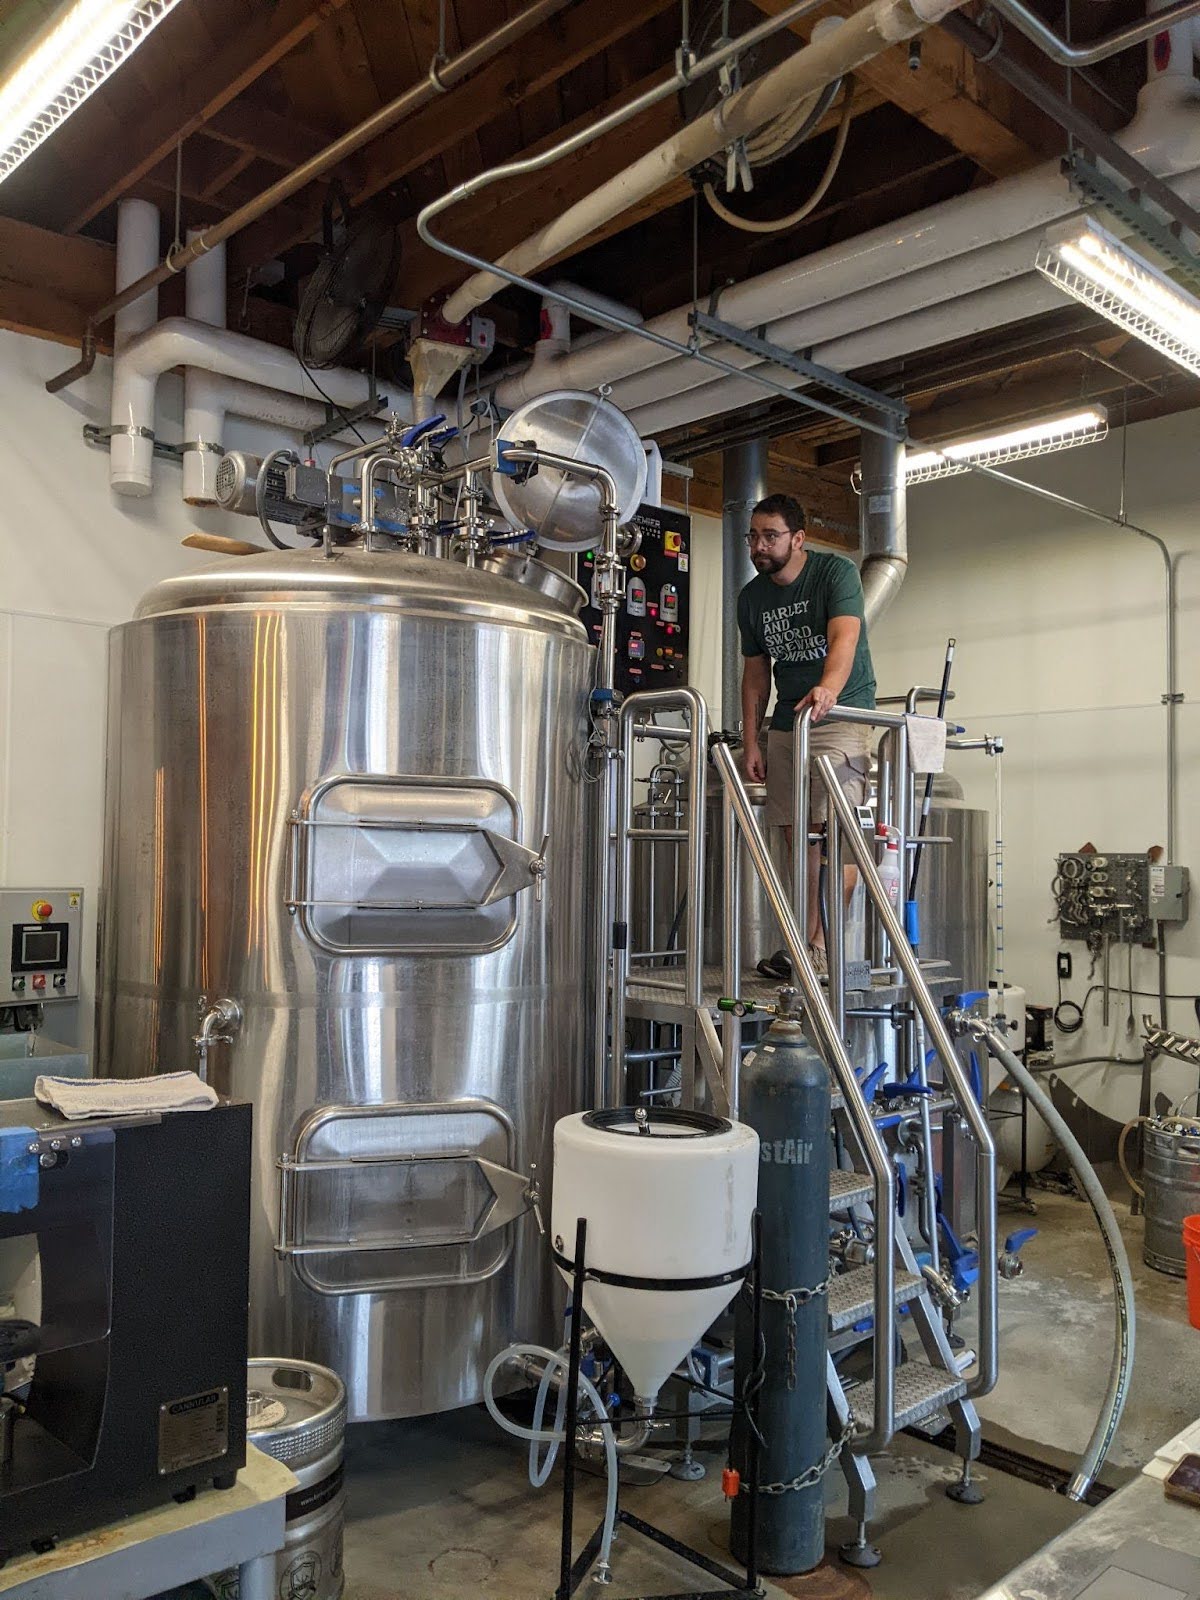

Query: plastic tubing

[972,1021,1135,1501]
[483,1343,619,1575]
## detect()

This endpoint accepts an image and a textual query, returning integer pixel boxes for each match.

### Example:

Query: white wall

[870,409,1200,1127]
[0,328,315,1051]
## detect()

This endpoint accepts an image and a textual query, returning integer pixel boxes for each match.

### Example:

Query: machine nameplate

[158,1385,229,1475]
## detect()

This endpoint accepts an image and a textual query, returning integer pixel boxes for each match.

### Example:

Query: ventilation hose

[483,1343,619,1579]
[971,1021,1135,1502]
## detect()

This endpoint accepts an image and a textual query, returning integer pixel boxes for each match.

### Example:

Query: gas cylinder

[730,1008,831,1575]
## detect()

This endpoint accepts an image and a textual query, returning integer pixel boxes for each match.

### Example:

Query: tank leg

[669,1441,706,1481]
[946,1458,985,1505]
[840,1520,882,1568]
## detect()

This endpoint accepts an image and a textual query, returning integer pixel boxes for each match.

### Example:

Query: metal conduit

[814,752,999,1402]
[990,0,1200,68]
[708,740,898,1454]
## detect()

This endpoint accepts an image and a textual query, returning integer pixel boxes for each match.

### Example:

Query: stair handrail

[709,739,898,1453]
[815,751,999,1401]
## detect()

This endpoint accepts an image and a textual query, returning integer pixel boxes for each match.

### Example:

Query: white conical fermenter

[551,1108,759,1405]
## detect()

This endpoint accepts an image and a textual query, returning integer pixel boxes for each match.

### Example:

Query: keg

[1143,1110,1200,1276]
[213,1360,347,1600]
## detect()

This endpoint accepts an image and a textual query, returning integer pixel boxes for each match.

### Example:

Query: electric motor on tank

[211,1360,347,1600]
[551,1107,759,1406]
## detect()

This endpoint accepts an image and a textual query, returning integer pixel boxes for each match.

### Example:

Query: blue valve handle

[1005,1227,1038,1253]
[859,1062,889,1100]
[895,1158,907,1217]
[968,1050,983,1105]
[956,989,989,1010]
[878,1080,936,1101]
[399,413,447,448]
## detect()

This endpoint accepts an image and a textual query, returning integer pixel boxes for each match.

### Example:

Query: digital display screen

[21,929,61,966]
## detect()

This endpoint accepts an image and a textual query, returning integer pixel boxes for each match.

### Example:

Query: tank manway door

[277,1101,537,1294]
[286,774,548,955]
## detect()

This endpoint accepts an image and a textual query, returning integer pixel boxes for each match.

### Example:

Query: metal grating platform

[847,1361,967,1432]
[829,1169,874,1210]
[827,1266,921,1333]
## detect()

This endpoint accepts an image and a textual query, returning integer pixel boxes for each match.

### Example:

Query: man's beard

[751,549,790,575]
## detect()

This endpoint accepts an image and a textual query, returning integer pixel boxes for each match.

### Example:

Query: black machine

[577,504,690,696]
[0,1099,252,1560]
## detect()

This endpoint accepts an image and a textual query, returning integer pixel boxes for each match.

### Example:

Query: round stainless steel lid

[492,390,647,552]
[475,547,588,615]
[134,547,588,641]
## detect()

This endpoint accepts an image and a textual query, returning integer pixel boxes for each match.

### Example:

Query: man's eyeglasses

[745,530,792,548]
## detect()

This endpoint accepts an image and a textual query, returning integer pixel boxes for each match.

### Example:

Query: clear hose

[972,1022,1135,1501]
[483,1343,619,1577]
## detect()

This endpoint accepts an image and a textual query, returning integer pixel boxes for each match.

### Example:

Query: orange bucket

[1183,1214,1200,1329]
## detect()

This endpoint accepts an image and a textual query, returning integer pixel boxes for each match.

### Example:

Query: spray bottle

[877,825,902,909]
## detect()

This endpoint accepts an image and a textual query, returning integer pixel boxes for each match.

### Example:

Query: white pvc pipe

[109,315,410,499]
[110,199,161,496]
[183,227,227,505]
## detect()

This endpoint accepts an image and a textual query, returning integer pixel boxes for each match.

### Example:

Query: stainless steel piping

[613,690,708,1108]
[45,0,574,394]
[709,740,897,1453]
[815,752,998,1401]
[826,796,846,1036]
[991,0,1200,67]
[722,784,743,1118]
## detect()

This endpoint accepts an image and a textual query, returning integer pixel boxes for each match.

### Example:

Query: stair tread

[827,1266,921,1332]
[829,1169,873,1209]
[848,1361,968,1432]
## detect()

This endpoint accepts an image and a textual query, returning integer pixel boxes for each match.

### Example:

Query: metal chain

[761,1276,829,1391]
[742,1418,856,1497]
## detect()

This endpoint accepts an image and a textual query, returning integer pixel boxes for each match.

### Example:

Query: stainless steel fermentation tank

[97,548,594,1421]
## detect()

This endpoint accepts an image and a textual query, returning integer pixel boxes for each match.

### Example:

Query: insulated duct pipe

[441,0,970,326]
[858,414,908,629]
[109,199,161,496]
[722,441,766,729]
[970,1020,1135,1501]
[46,0,574,395]
[491,54,1200,416]
[183,227,227,505]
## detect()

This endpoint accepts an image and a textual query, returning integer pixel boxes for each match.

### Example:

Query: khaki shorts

[764,720,873,828]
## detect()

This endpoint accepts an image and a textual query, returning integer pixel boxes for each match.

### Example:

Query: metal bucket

[213,1360,347,1600]
[1143,1116,1200,1276]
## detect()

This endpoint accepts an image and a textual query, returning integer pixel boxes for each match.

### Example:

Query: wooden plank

[59,0,356,236]
[0,217,114,346]
[668,448,859,548]
[205,101,348,170]
[231,0,675,273]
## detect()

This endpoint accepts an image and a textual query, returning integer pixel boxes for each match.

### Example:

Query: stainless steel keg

[212,1360,347,1600]
[1143,1110,1200,1276]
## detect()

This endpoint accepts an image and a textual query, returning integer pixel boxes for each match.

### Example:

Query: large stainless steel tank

[97,548,593,1421]
[916,774,989,992]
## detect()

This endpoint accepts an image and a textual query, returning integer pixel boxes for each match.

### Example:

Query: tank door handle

[476,1158,541,1237]
[481,832,550,905]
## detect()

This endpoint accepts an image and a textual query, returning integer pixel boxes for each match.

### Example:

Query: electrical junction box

[1148,862,1190,922]
[2,888,83,1002]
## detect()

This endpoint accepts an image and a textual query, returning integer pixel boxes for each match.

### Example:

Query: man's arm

[741,653,772,780]
[795,615,861,724]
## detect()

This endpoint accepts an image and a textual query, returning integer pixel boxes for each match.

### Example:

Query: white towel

[905,713,947,775]
[34,1072,219,1120]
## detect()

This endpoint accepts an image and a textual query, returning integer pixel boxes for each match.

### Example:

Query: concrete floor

[340,1169,1200,1600]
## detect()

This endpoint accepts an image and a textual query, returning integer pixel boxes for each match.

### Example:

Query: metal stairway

[608,689,999,1566]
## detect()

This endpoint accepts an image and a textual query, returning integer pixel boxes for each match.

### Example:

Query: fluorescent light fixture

[903,406,1109,485]
[1036,215,1200,379]
[0,0,184,184]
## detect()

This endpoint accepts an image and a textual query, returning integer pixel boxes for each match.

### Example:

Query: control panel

[1053,852,1189,944]
[577,504,690,695]
[2,888,83,1002]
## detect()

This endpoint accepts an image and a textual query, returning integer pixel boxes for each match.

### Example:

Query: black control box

[577,503,691,695]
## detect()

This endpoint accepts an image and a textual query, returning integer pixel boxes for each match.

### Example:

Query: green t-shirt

[738,551,876,732]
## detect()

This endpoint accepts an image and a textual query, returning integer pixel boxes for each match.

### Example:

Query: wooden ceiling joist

[230,0,677,275]
[57,0,355,237]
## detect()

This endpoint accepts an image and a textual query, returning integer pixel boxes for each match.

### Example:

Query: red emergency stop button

[31,974,46,992]
[31,900,52,920]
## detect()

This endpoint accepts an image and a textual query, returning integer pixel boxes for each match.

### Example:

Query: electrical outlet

[1057,951,1072,981]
